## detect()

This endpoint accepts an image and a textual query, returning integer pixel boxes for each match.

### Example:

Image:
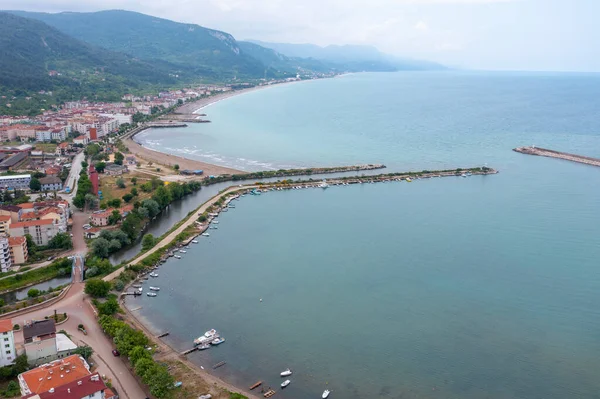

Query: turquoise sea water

[130,72,600,398]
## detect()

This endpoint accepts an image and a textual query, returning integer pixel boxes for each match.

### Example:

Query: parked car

[112,349,120,356]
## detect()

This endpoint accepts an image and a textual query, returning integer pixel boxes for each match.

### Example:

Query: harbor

[514,146,600,167]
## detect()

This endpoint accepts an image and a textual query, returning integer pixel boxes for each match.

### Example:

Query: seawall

[514,146,600,167]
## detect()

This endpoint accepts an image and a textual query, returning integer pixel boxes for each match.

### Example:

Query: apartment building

[9,236,28,264]
[0,319,16,367]
[9,219,58,246]
[0,235,12,272]
[0,174,31,190]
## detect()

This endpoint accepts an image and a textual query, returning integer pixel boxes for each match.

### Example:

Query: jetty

[146,122,188,128]
[249,381,263,390]
[181,347,199,355]
[157,332,170,338]
[212,361,226,369]
[514,146,600,167]
[263,389,276,398]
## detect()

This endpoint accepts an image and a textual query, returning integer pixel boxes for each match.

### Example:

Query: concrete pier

[514,146,600,167]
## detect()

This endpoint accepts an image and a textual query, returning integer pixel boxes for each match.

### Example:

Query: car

[47,256,54,261]
[112,349,120,356]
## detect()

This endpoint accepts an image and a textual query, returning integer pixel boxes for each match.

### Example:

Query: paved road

[65,151,85,197]
[8,265,147,399]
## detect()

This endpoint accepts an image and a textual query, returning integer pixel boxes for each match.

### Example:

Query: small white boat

[319,180,329,189]
[280,369,292,377]
[197,343,211,350]
[174,255,181,259]
[192,240,198,244]
[202,233,210,237]
[406,178,412,182]
[210,226,218,229]
[281,380,291,388]
[147,292,157,297]
[180,250,187,253]
[149,272,158,278]
[212,220,219,224]
[322,390,330,398]
[149,287,160,291]
[211,337,225,345]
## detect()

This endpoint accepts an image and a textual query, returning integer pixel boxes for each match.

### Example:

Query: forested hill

[10,10,272,80]
[0,12,185,107]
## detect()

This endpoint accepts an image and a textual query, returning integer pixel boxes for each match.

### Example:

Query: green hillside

[0,12,191,114]
[11,10,272,80]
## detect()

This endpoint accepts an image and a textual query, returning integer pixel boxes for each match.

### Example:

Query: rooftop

[0,319,12,333]
[39,176,63,185]
[23,319,56,341]
[11,219,55,228]
[55,333,77,353]
[8,236,26,246]
[0,173,31,181]
[19,356,90,396]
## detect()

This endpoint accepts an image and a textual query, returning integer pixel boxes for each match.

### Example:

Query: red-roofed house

[22,372,116,399]
[73,135,89,145]
[9,219,58,246]
[18,355,91,396]
[0,319,16,367]
[9,235,28,264]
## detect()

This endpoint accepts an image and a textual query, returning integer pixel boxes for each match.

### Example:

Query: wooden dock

[157,332,170,338]
[181,347,198,355]
[263,389,276,398]
[249,381,262,390]
[514,146,600,167]
[212,361,226,369]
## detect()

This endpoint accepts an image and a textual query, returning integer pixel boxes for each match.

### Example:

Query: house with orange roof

[0,214,11,234]
[9,219,58,246]
[18,355,91,396]
[0,319,16,367]
[9,235,28,264]
[22,372,117,399]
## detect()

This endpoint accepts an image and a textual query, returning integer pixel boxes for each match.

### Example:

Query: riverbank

[109,165,497,399]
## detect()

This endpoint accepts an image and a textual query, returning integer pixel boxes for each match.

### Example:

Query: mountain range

[0,9,445,114]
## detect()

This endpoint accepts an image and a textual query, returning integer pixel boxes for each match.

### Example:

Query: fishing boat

[211,337,225,345]
[149,287,160,291]
[280,369,292,377]
[147,292,157,297]
[180,250,187,253]
[149,272,158,278]
[406,178,412,182]
[174,255,181,259]
[281,380,291,388]
[322,390,330,398]
[192,240,199,244]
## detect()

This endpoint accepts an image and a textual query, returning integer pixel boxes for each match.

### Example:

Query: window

[5,350,10,354]
[3,338,7,341]
[4,344,9,348]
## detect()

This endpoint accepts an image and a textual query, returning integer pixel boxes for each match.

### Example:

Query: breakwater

[514,146,600,167]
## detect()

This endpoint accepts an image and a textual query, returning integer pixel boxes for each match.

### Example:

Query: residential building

[99,112,132,125]
[55,142,70,156]
[22,319,57,365]
[9,219,58,246]
[0,204,22,222]
[0,235,12,272]
[104,163,127,176]
[18,355,90,395]
[22,372,116,399]
[0,174,31,189]
[0,214,11,233]
[9,236,28,264]
[72,135,89,145]
[0,319,16,367]
[90,210,111,227]
[39,176,63,191]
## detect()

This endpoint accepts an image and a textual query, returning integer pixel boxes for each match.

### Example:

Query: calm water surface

[128,72,600,399]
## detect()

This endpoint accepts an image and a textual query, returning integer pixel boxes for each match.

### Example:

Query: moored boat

[192,240,198,244]
[202,233,210,237]
[281,380,290,388]
[174,255,181,259]
[149,286,160,291]
[149,272,158,277]
[147,292,157,297]
[197,343,211,350]
[322,389,330,398]
[211,337,225,345]
[280,369,292,377]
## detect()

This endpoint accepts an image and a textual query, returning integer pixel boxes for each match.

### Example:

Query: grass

[34,143,58,153]
[162,360,241,399]
[0,260,70,293]
[99,172,154,203]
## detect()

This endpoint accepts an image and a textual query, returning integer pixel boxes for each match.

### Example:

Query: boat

[192,240,198,244]
[180,250,187,253]
[406,178,412,182]
[202,233,210,237]
[211,337,225,345]
[174,255,181,259]
[212,220,219,224]
[281,380,291,388]
[318,180,329,189]
[228,204,236,209]
[149,287,160,291]
[461,173,467,178]
[211,226,218,229]
[194,329,219,345]
[280,369,292,377]
[147,292,157,297]
[197,343,211,350]
[322,389,330,398]
[149,272,158,277]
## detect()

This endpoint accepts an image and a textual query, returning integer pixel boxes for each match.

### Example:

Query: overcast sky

[2,0,599,72]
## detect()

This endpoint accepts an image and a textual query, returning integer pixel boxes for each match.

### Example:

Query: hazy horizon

[2,0,599,73]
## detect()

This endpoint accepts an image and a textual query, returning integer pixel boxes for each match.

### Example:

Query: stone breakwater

[514,146,600,167]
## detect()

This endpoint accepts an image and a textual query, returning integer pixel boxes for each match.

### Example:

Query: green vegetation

[73,345,93,360]
[73,173,93,209]
[84,279,111,297]
[141,234,157,251]
[29,177,41,191]
[27,288,40,298]
[99,315,173,398]
[0,258,71,293]
[0,354,28,382]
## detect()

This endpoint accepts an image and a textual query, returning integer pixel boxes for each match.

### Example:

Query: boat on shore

[280,369,292,377]
[281,380,291,388]
[322,389,330,398]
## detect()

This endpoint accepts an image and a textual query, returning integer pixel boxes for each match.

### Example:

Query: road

[8,259,147,399]
[65,151,85,198]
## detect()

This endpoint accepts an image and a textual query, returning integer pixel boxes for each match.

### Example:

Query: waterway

[0,276,72,304]
[126,71,600,399]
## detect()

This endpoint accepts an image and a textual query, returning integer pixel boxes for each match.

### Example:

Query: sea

[130,71,600,399]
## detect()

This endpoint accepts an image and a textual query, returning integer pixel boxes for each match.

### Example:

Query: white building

[99,113,132,125]
[0,174,31,190]
[0,235,12,272]
[0,319,16,366]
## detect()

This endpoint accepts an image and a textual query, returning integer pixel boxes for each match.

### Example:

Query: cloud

[414,21,429,31]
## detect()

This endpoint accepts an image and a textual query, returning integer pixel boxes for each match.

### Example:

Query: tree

[131,177,137,185]
[24,234,37,256]
[134,358,154,378]
[116,178,126,188]
[107,198,122,208]
[141,199,160,217]
[198,214,207,223]
[47,233,73,249]
[129,345,151,365]
[108,210,121,225]
[84,279,111,297]
[81,161,88,169]
[114,152,125,165]
[130,188,138,196]
[85,193,98,208]
[98,297,120,315]
[141,234,156,251]
[95,162,106,173]
[152,186,172,209]
[27,288,40,298]
[173,164,179,171]
[0,298,4,308]
[92,238,110,258]
[3,380,20,397]
[113,279,125,291]
[29,177,41,191]
[122,193,134,203]
[73,345,94,360]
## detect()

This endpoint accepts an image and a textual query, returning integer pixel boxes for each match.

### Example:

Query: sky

[1,0,599,72]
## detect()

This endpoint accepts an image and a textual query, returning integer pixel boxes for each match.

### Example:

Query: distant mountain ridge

[248,40,445,71]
